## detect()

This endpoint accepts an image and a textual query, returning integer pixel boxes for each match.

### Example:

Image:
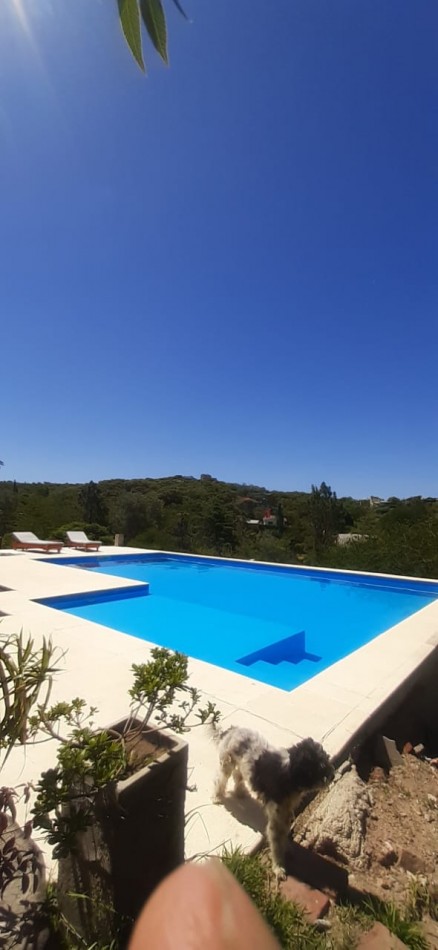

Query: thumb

[129,859,280,949]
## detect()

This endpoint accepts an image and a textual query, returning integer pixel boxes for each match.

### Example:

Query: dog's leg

[232,768,246,797]
[265,802,292,880]
[213,754,234,802]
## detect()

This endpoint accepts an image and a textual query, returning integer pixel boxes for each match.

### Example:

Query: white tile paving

[0,546,437,873]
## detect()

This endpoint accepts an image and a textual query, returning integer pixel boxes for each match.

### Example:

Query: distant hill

[0,476,436,578]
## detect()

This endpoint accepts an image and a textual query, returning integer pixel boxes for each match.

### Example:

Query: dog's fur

[212,725,334,877]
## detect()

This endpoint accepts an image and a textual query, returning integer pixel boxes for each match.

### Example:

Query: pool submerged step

[238,656,323,691]
[237,630,321,668]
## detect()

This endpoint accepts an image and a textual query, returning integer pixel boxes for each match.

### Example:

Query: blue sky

[1,0,437,498]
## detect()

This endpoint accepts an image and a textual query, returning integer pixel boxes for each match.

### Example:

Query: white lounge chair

[65,531,101,551]
[12,532,63,553]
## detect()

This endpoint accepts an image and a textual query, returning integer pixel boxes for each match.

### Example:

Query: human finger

[129,858,279,950]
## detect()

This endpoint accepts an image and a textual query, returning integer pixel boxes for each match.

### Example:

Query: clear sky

[1,0,437,498]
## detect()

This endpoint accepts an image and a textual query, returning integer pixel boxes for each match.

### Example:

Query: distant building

[337,533,367,545]
[262,508,277,527]
[246,506,287,528]
[369,496,385,508]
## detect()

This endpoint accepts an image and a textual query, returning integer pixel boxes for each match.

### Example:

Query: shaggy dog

[212,725,334,878]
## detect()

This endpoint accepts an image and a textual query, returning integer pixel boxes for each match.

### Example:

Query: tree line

[0,475,437,579]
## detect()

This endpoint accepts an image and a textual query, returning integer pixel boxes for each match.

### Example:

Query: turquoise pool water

[40,554,438,691]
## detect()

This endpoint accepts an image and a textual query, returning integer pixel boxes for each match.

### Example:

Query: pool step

[237,630,321,668]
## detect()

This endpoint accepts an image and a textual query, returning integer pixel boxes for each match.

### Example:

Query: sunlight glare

[4,0,69,136]
[10,0,33,39]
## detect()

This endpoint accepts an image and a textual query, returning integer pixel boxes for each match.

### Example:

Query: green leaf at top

[118,0,145,72]
[170,0,189,20]
[140,0,168,65]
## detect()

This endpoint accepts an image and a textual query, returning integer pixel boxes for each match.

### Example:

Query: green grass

[406,875,438,923]
[363,897,429,950]
[43,848,433,949]
[327,905,370,949]
[221,848,324,949]
[220,848,431,950]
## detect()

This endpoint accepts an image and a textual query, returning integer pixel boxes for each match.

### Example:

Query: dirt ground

[293,744,438,947]
[297,657,438,945]
[351,752,438,897]
[290,658,438,950]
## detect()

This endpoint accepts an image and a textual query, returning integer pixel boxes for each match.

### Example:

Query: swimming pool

[40,554,438,691]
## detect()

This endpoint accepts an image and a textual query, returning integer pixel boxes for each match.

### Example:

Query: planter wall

[58,719,188,945]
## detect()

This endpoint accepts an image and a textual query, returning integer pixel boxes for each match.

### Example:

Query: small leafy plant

[128,647,221,733]
[32,648,219,858]
[32,700,127,858]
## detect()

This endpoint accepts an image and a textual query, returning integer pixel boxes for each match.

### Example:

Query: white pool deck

[1,547,437,874]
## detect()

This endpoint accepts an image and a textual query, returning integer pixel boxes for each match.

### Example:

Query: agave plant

[0,628,62,767]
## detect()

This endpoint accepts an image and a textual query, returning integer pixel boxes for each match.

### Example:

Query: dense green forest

[1,475,437,579]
